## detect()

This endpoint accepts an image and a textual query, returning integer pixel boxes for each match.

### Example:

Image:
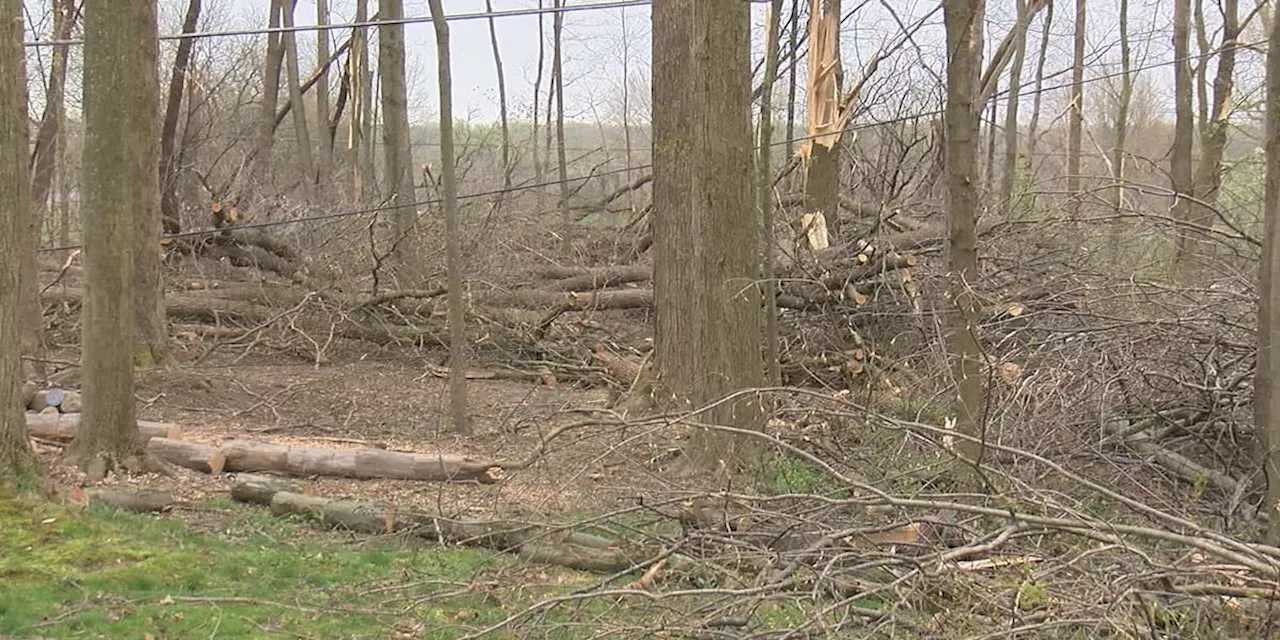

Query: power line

[23,0,654,48]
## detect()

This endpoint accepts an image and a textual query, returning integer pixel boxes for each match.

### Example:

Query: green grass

[0,491,561,639]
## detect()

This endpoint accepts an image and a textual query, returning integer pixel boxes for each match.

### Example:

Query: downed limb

[230,479,657,573]
[26,412,181,443]
[84,488,176,513]
[147,437,504,483]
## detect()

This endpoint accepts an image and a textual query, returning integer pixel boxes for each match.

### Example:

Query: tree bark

[160,0,201,235]
[281,0,316,191]
[133,0,169,368]
[532,0,546,210]
[427,0,470,435]
[760,0,785,386]
[1066,0,1086,219]
[1189,0,1239,270]
[71,0,157,477]
[0,0,41,483]
[1172,0,1196,275]
[28,0,77,213]
[1025,0,1053,209]
[1258,0,1280,545]
[485,0,512,189]
[1109,0,1133,263]
[999,0,1031,210]
[785,0,801,160]
[315,0,332,177]
[944,0,985,464]
[253,0,286,199]
[380,0,421,283]
[552,0,570,211]
[803,0,842,240]
[653,0,763,472]
[349,0,372,199]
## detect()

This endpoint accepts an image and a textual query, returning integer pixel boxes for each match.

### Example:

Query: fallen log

[147,437,504,484]
[85,488,175,513]
[231,479,655,573]
[26,412,181,442]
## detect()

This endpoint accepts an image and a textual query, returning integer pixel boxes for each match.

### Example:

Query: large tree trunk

[1066,0,1086,219]
[252,0,287,200]
[1258,0,1280,546]
[71,0,157,477]
[1189,0,1239,270]
[0,0,41,483]
[485,0,512,189]
[1172,0,1196,276]
[427,0,470,435]
[652,0,763,472]
[159,0,201,235]
[379,0,421,283]
[759,0,785,386]
[349,0,372,199]
[944,0,985,464]
[281,1,316,191]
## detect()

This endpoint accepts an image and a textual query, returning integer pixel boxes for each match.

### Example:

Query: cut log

[26,412,181,442]
[85,488,175,513]
[147,438,503,483]
[229,473,303,504]
[230,480,654,573]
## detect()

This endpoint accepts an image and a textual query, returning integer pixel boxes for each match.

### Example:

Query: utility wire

[23,0,654,47]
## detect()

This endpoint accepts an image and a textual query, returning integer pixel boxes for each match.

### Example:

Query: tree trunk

[1025,0,1053,209]
[785,0,801,159]
[1066,0,1086,219]
[485,0,512,189]
[653,0,763,472]
[552,0,570,211]
[71,0,157,477]
[1259,0,1280,545]
[28,0,77,213]
[427,0,470,435]
[999,0,1031,211]
[532,0,546,210]
[253,0,286,199]
[1172,0,1196,275]
[944,0,985,464]
[281,1,316,191]
[379,0,421,283]
[159,0,202,236]
[315,0,332,177]
[349,0,371,199]
[803,0,841,240]
[132,0,169,368]
[1109,0,1133,264]
[1189,0,1239,270]
[760,0,785,386]
[0,0,41,483]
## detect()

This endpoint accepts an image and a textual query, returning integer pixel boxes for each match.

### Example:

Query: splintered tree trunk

[1066,0,1085,218]
[380,0,421,282]
[253,0,286,197]
[944,0,985,464]
[552,0,570,211]
[71,0,154,476]
[132,0,168,368]
[1190,0,1239,269]
[1172,0,1196,275]
[427,0,470,435]
[1258,0,1280,546]
[653,0,763,472]
[315,0,332,177]
[803,0,842,241]
[0,0,40,482]
[759,0,785,385]
[281,1,316,190]
[485,0,512,188]
[159,0,202,236]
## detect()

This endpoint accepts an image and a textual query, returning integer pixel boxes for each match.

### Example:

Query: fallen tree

[27,412,181,442]
[230,474,657,573]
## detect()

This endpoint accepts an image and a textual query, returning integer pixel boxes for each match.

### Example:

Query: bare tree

[1066,0,1086,218]
[70,0,158,476]
[133,0,169,368]
[785,0,801,159]
[653,0,763,471]
[1172,0,1196,274]
[252,0,286,198]
[1189,0,1240,267]
[0,0,40,483]
[1109,0,1133,262]
[944,0,985,464]
[532,0,546,208]
[1025,0,1053,201]
[998,0,1036,208]
[380,0,421,281]
[426,0,469,435]
[349,0,372,198]
[316,0,332,176]
[1257,0,1280,546]
[485,0,512,188]
[160,0,202,235]
[552,0,570,211]
[282,0,316,190]
[760,0,785,385]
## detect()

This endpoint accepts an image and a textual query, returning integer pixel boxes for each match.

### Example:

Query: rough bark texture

[944,0,985,463]
[132,1,168,369]
[653,0,764,471]
[1257,0,1280,546]
[1066,0,1086,218]
[428,0,470,435]
[379,0,421,282]
[760,0,785,386]
[71,0,156,475]
[1172,0,1196,275]
[160,0,202,235]
[0,0,41,482]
